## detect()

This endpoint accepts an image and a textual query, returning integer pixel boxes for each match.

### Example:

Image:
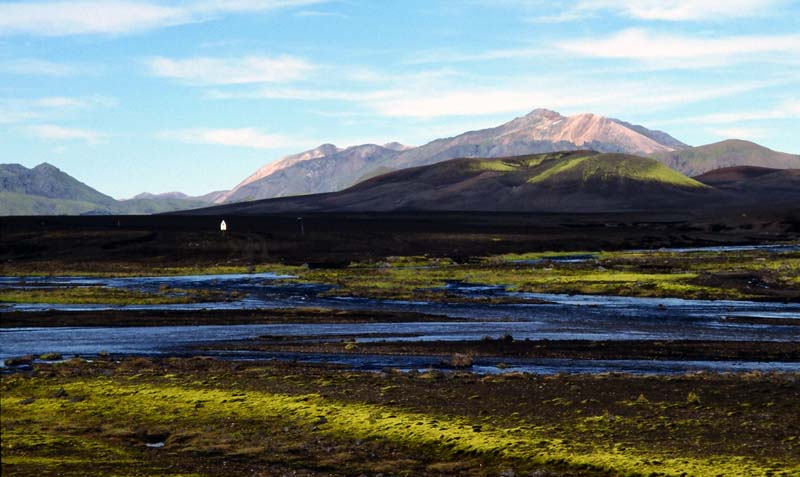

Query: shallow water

[2,311,799,373]
[3,324,800,375]
[2,244,799,373]
[637,243,800,254]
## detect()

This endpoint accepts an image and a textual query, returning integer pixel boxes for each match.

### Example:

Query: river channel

[2,245,799,374]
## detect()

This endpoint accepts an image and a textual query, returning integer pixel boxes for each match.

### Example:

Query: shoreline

[0,307,457,328]
[204,337,800,363]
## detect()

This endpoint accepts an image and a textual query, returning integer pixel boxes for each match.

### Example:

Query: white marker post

[220,219,227,235]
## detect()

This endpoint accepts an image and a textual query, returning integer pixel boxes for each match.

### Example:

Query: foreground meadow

[2,358,799,477]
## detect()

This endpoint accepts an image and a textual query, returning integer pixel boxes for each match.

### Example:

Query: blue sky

[1,0,799,198]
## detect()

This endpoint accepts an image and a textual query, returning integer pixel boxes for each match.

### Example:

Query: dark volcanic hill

[653,140,800,176]
[694,166,800,206]
[187,151,714,215]
[693,166,784,188]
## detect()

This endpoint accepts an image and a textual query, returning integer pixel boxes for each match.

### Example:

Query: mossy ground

[2,358,798,476]
[2,248,798,305]
[0,286,244,305]
[0,262,303,278]
[290,248,800,302]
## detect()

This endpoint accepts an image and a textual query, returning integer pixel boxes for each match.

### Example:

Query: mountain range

[2,108,799,215]
[208,109,799,204]
[190,151,711,214]
[0,163,214,215]
[185,151,800,215]
[211,109,692,203]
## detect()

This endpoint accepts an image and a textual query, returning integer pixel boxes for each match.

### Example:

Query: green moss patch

[3,363,799,477]
[0,286,243,305]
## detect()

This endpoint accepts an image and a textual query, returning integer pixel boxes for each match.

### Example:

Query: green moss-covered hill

[189,151,716,214]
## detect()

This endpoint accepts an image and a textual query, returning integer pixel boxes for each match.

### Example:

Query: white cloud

[579,0,783,21]
[525,0,785,22]
[34,97,88,108]
[406,46,546,65]
[147,55,314,85]
[560,28,800,66]
[160,128,301,149]
[295,9,347,18]
[203,69,462,101]
[190,0,323,14]
[709,126,769,140]
[406,29,799,69]
[35,95,118,109]
[526,10,587,23]
[0,0,324,36]
[0,1,185,36]
[0,95,116,124]
[662,99,800,125]
[25,124,108,144]
[0,109,40,124]
[205,86,395,101]
[365,79,774,119]
[0,58,84,76]
[203,60,783,120]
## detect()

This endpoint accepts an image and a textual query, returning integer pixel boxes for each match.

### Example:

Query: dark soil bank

[0,308,455,328]
[226,337,800,362]
[3,208,799,268]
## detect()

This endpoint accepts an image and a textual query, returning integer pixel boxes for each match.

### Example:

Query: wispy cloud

[25,124,109,144]
[204,68,463,101]
[209,71,783,120]
[661,99,800,125]
[559,28,800,67]
[0,0,324,36]
[0,1,185,36]
[205,86,395,101]
[709,126,769,140]
[405,46,546,65]
[36,95,118,109]
[159,127,302,149]
[526,10,587,23]
[581,0,784,21]
[203,56,784,120]
[0,58,86,76]
[526,0,784,22]
[295,9,347,18]
[364,79,776,119]
[0,95,116,124]
[406,29,800,69]
[0,109,40,124]
[147,55,314,85]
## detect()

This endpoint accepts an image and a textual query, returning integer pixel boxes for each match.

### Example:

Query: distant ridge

[218,143,404,204]
[1,162,116,206]
[0,163,213,215]
[653,139,800,176]
[217,143,342,203]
